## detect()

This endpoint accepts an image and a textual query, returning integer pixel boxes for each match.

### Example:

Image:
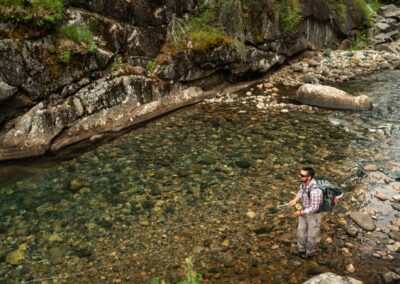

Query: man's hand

[288,200,297,207]
[291,210,303,218]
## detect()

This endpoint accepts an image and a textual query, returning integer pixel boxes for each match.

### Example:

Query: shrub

[349,33,369,50]
[367,0,381,12]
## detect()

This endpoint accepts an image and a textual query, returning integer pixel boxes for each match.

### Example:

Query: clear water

[0,70,399,283]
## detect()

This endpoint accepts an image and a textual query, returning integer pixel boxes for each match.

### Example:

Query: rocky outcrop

[296,84,373,110]
[156,0,368,84]
[370,4,400,53]
[68,0,196,26]
[0,65,205,160]
[156,45,285,82]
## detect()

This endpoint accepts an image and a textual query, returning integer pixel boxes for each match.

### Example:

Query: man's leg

[305,212,323,255]
[297,215,307,252]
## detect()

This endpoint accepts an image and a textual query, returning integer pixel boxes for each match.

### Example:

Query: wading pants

[297,212,323,255]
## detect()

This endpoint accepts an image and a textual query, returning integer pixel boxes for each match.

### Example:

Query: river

[0,70,399,283]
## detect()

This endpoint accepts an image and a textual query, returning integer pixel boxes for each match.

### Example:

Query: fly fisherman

[288,167,323,259]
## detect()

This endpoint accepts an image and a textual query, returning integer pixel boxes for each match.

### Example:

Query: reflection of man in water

[288,167,323,259]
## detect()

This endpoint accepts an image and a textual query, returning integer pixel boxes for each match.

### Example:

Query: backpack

[307,179,343,213]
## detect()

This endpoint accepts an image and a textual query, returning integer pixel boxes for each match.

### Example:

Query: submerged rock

[5,249,25,265]
[296,84,373,110]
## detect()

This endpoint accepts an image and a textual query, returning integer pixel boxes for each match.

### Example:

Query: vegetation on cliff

[0,0,64,26]
[160,0,379,60]
[57,24,98,63]
[273,0,302,34]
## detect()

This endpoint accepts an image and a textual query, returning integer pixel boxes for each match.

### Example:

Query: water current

[0,70,399,283]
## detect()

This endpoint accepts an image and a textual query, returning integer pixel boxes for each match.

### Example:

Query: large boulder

[303,272,363,284]
[296,84,373,110]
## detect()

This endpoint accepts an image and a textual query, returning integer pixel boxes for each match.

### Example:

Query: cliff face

[0,0,369,160]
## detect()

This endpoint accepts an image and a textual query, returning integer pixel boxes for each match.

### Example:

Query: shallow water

[0,70,399,283]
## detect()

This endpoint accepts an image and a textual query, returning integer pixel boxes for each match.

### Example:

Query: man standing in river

[288,167,323,259]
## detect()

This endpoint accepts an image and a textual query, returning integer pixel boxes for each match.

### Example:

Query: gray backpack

[307,179,343,213]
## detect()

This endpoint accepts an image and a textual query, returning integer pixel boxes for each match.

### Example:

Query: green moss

[146,60,156,72]
[0,0,64,26]
[58,50,71,64]
[273,0,303,34]
[353,0,373,25]
[188,28,231,52]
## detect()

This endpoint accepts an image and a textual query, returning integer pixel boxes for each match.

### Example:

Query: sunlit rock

[303,272,362,284]
[296,84,373,110]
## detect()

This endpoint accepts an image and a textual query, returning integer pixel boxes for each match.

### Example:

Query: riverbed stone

[349,212,376,231]
[392,203,400,211]
[392,195,400,202]
[346,263,356,273]
[303,272,362,284]
[389,231,400,241]
[48,247,64,265]
[363,164,379,171]
[383,271,400,283]
[376,194,389,201]
[347,225,359,237]
[363,207,376,215]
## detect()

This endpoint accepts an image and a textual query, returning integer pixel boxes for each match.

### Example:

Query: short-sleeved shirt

[296,179,323,214]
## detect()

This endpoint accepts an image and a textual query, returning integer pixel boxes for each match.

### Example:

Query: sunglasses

[298,173,309,178]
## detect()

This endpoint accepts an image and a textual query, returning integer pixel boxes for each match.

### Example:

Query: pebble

[392,195,400,202]
[363,207,376,215]
[346,263,355,273]
[376,194,388,201]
